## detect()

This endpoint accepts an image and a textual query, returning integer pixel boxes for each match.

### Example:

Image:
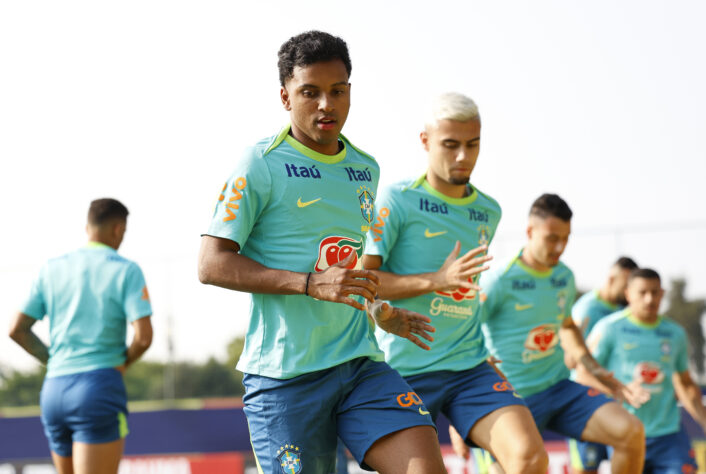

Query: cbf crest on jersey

[357,185,375,232]
[556,289,568,317]
[277,445,302,474]
[477,224,491,246]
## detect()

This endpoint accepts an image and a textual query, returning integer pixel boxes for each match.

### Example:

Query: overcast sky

[2,0,705,372]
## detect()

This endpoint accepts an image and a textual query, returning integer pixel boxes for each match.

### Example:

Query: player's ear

[280,86,291,111]
[420,131,430,151]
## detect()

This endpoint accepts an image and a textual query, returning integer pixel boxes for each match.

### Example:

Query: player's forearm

[9,328,49,365]
[678,381,706,427]
[199,240,307,295]
[371,269,443,300]
[124,337,151,367]
[559,325,591,364]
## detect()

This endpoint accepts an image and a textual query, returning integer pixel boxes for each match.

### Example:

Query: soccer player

[569,256,638,474]
[362,92,548,473]
[198,31,445,474]
[9,198,153,474]
[479,194,646,474]
[581,268,703,473]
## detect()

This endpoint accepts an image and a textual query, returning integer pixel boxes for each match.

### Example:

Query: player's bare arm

[561,318,648,408]
[362,241,491,301]
[199,235,379,311]
[8,312,49,365]
[117,317,153,374]
[673,370,706,431]
[367,299,435,350]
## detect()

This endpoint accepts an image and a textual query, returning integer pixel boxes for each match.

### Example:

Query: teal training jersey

[205,125,385,379]
[366,176,501,376]
[572,290,621,338]
[588,310,689,437]
[480,251,577,397]
[21,242,152,377]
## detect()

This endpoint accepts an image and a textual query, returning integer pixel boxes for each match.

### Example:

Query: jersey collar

[267,124,347,164]
[411,173,478,206]
[625,309,662,329]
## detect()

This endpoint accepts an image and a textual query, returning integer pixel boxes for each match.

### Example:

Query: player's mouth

[316,117,337,131]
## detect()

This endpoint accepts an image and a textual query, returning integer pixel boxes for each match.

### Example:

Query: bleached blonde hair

[426,92,480,128]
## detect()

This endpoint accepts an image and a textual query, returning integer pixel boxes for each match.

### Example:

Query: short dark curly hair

[277,31,352,86]
[529,193,573,222]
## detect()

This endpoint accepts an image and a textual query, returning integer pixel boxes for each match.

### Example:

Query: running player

[363,92,548,473]
[198,31,445,473]
[479,194,646,474]
[581,268,703,473]
[9,198,153,474]
[569,256,638,474]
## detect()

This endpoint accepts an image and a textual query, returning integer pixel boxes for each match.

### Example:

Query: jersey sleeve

[364,185,404,261]
[20,266,47,320]
[123,263,152,322]
[205,147,272,249]
[479,267,503,323]
[587,318,613,367]
[675,325,689,373]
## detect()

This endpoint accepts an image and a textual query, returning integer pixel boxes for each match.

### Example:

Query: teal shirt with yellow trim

[480,251,576,397]
[206,126,385,379]
[366,176,501,376]
[589,309,689,437]
[572,289,621,338]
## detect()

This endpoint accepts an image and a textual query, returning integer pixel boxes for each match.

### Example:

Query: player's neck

[288,125,341,156]
[425,174,470,199]
[520,248,552,273]
[631,309,659,325]
[597,286,614,304]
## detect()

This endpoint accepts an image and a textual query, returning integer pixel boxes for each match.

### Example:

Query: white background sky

[2,1,705,373]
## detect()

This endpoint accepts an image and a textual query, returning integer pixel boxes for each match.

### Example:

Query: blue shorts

[643,425,697,473]
[524,379,611,439]
[404,362,526,446]
[242,357,435,473]
[40,368,128,457]
[568,438,609,470]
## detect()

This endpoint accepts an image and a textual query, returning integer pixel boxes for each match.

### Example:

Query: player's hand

[368,300,435,350]
[307,252,379,311]
[487,356,508,381]
[449,425,470,460]
[433,241,492,292]
[114,364,126,375]
[621,379,651,409]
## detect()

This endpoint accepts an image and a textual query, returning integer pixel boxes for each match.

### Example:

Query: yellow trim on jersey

[626,309,662,329]
[263,124,349,164]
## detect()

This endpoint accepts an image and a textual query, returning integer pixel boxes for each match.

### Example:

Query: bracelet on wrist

[304,272,312,296]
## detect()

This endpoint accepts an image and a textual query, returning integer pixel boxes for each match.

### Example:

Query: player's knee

[614,412,645,451]
[516,447,548,474]
[503,439,548,474]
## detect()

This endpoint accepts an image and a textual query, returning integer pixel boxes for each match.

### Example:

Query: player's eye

[443,142,459,149]
[332,89,346,96]
[302,89,317,98]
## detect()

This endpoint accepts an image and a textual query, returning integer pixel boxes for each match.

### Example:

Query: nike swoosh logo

[623,343,638,351]
[297,197,321,208]
[418,407,430,415]
[515,303,533,311]
[424,228,447,238]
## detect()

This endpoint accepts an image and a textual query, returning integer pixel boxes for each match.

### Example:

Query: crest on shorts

[277,445,302,474]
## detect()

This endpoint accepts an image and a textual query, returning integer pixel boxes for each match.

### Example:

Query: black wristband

[305,272,312,296]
